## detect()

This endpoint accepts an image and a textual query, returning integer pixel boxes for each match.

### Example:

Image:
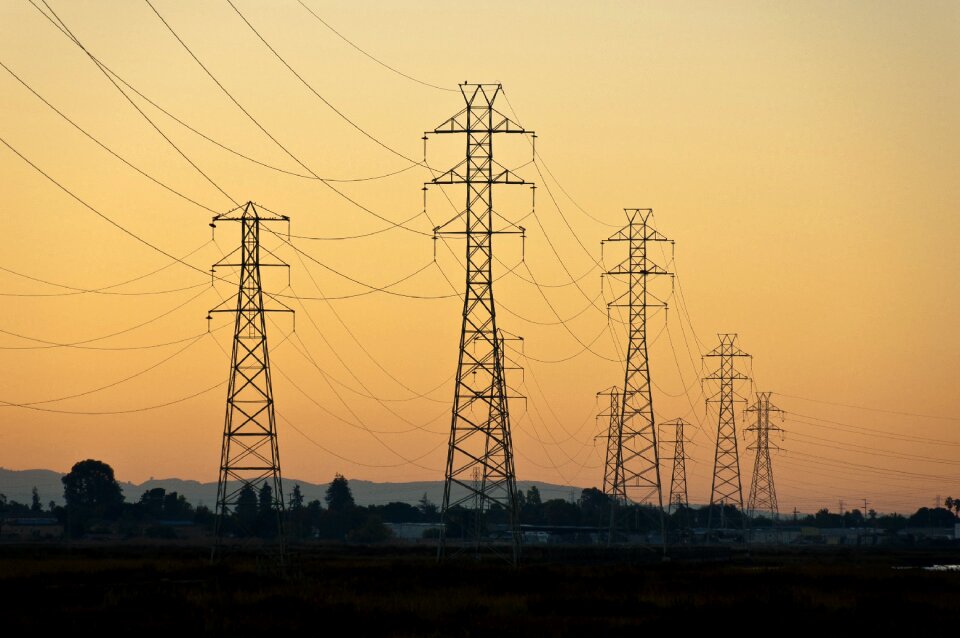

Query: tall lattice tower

[662,418,690,514]
[598,387,621,497]
[208,202,293,560]
[745,392,784,520]
[704,333,750,531]
[602,208,672,540]
[427,83,533,564]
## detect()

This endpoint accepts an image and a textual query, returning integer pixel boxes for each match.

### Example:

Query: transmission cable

[145,0,431,237]
[294,0,455,93]
[33,0,238,206]
[0,333,208,406]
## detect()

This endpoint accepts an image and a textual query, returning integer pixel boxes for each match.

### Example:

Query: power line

[0,282,213,350]
[0,238,213,297]
[0,380,224,415]
[294,0,455,93]
[0,333,207,406]
[786,411,960,447]
[148,0,432,236]
[0,58,219,214]
[0,134,230,281]
[33,0,239,206]
[776,391,959,422]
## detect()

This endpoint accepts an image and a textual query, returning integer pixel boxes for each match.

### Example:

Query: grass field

[2,543,958,633]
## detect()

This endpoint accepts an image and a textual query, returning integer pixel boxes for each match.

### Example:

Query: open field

[1,543,959,633]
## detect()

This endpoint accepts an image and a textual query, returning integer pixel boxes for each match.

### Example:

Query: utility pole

[745,392,783,520]
[208,202,293,563]
[427,83,533,565]
[602,209,672,545]
[704,334,750,534]
[662,418,690,515]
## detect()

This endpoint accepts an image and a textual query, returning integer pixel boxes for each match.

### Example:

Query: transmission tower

[598,387,622,497]
[602,208,672,542]
[427,83,533,564]
[704,333,750,532]
[662,418,690,514]
[208,201,293,561]
[745,391,784,520]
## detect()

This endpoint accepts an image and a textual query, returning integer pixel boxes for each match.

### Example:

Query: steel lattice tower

[662,418,690,514]
[208,201,292,560]
[602,209,672,541]
[598,387,622,497]
[704,333,750,531]
[427,83,532,564]
[745,392,783,520]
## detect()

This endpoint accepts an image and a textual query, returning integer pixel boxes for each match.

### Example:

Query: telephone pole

[662,418,690,514]
[208,202,293,562]
[427,83,533,565]
[704,334,750,532]
[745,392,783,520]
[602,208,672,543]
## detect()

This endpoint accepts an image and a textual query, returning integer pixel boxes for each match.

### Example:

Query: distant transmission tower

[745,391,784,520]
[427,83,533,564]
[602,208,672,542]
[662,418,690,514]
[704,334,750,532]
[598,387,622,497]
[208,202,293,561]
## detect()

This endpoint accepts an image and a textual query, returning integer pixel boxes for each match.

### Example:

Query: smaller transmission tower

[745,392,784,520]
[704,333,750,532]
[208,202,293,561]
[662,418,690,514]
[597,387,622,498]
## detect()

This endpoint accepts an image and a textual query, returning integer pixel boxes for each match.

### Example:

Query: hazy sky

[0,0,957,513]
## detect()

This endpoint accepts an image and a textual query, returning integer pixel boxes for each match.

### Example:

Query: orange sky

[0,0,957,513]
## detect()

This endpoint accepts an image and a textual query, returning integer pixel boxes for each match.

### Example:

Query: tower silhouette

[745,391,783,520]
[599,387,622,497]
[208,202,292,561]
[704,333,750,532]
[602,209,672,542]
[427,83,533,564]
[662,417,690,514]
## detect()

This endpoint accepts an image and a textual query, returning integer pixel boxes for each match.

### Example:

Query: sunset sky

[0,0,957,513]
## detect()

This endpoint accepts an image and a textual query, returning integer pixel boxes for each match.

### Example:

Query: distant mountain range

[0,467,586,508]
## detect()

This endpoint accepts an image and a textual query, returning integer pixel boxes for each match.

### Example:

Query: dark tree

[579,488,610,524]
[62,459,124,526]
[371,502,421,523]
[257,482,278,538]
[140,487,166,518]
[542,499,580,525]
[289,484,305,511]
[287,484,308,539]
[346,514,393,543]
[526,485,542,507]
[417,493,438,520]
[162,492,193,520]
[234,483,259,535]
[30,487,42,513]
[325,474,355,512]
[908,506,956,527]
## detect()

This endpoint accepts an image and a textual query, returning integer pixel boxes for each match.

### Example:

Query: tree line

[1,459,957,540]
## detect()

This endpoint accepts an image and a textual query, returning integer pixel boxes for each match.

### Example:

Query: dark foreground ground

[2,542,959,633]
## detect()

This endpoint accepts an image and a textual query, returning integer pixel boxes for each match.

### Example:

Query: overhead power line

[295,0,456,93]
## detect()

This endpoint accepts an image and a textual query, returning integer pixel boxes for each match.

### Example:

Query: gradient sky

[0,0,957,513]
